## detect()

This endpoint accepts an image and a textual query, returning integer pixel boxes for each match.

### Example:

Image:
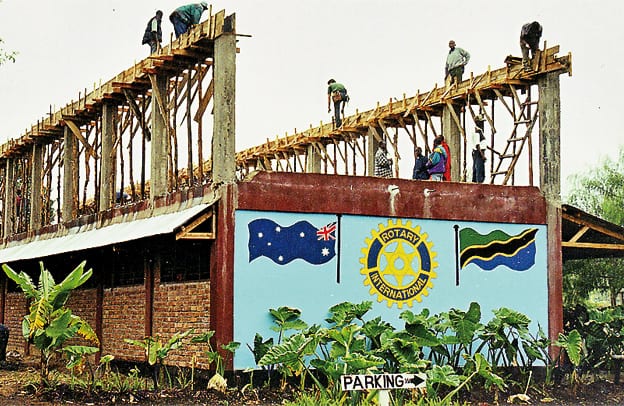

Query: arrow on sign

[341,373,427,391]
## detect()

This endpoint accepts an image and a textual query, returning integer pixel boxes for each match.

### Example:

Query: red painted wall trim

[237,172,546,225]
[211,185,236,367]
[547,203,564,356]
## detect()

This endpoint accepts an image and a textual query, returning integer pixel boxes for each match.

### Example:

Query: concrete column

[3,159,15,237]
[367,127,380,176]
[150,74,169,199]
[100,103,117,211]
[62,126,77,221]
[442,105,461,181]
[212,18,236,184]
[306,145,321,173]
[29,143,44,230]
[538,72,563,351]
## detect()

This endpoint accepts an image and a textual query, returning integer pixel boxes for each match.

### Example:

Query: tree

[2,261,99,388]
[0,38,17,65]
[564,147,624,305]
[0,1,17,65]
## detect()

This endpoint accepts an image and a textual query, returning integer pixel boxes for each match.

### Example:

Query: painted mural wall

[233,209,548,369]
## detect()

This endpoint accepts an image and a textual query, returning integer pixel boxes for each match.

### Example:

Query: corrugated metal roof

[0,204,210,263]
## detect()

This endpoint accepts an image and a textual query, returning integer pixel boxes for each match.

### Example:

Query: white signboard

[340,373,426,391]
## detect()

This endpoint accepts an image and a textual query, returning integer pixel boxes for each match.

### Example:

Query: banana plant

[125,328,193,390]
[2,261,99,388]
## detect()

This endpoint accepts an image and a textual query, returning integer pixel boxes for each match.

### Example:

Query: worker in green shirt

[169,2,209,38]
[327,79,349,128]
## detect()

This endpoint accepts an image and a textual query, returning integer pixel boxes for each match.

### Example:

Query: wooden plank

[64,119,99,160]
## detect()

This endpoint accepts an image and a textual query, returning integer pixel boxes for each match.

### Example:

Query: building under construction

[0,8,622,369]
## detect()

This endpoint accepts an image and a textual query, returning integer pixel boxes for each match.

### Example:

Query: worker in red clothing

[437,135,452,181]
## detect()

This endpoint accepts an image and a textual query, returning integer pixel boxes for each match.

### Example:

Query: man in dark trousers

[169,2,209,38]
[142,10,163,54]
[327,79,349,128]
[520,21,542,71]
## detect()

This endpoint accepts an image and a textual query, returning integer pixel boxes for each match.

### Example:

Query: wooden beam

[64,119,99,160]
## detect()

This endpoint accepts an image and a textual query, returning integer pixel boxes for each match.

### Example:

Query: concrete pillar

[62,126,77,221]
[29,143,44,230]
[306,145,321,173]
[538,72,563,351]
[150,74,169,199]
[3,159,15,237]
[100,103,117,211]
[212,17,236,184]
[442,105,461,181]
[367,127,380,176]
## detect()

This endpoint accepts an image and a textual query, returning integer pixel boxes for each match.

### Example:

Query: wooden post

[3,159,15,237]
[100,102,117,211]
[29,143,44,230]
[442,104,461,181]
[62,126,77,221]
[212,15,236,184]
[306,144,321,173]
[150,73,169,199]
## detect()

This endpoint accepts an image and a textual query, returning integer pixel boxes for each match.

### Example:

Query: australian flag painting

[248,219,337,265]
[459,227,538,271]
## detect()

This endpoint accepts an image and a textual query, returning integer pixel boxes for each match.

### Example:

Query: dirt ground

[1,363,624,405]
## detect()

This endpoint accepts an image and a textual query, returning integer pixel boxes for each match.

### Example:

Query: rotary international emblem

[360,219,438,308]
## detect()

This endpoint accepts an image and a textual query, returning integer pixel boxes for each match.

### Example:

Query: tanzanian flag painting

[458,227,538,271]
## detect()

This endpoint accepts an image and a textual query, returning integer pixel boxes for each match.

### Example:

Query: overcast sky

[0,0,621,196]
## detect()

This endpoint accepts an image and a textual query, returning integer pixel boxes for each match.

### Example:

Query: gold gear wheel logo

[360,219,438,308]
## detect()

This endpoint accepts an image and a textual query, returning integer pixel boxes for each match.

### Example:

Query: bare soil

[1,361,624,405]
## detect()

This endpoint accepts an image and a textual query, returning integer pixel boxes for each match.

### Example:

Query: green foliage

[2,261,98,388]
[124,329,193,389]
[190,329,240,378]
[256,301,540,404]
[0,38,17,64]
[564,304,624,376]
[564,147,624,305]
[567,147,624,224]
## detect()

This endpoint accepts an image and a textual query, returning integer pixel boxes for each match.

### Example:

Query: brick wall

[1,280,212,369]
[4,292,27,353]
[102,285,146,362]
[153,277,211,368]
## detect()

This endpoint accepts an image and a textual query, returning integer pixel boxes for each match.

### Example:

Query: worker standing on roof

[327,79,349,128]
[520,21,542,71]
[142,10,163,54]
[169,2,209,38]
[445,40,470,86]
[374,140,393,178]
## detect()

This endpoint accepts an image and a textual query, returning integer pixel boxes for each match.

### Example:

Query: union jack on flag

[316,222,337,241]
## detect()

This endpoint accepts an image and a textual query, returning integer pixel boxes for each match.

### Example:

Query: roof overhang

[0,203,213,264]
[562,204,624,261]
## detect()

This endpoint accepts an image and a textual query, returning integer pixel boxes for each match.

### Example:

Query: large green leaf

[361,317,393,343]
[50,261,92,309]
[250,333,273,364]
[342,353,384,373]
[449,302,483,344]
[326,301,372,326]
[46,310,80,348]
[556,329,583,367]
[2,264,37,299]
[427,364,461,387]
[258,333,311,367]
[190,330,215,344]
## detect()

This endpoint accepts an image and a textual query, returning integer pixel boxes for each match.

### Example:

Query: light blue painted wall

[233,210,548,369]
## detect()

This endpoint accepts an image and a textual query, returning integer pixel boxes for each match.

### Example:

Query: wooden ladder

[489,100,538,185]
